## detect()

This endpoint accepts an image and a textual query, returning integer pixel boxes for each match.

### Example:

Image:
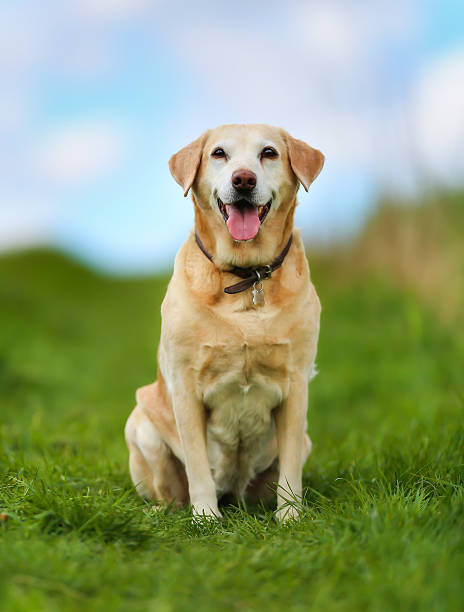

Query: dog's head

[169,124,324,262]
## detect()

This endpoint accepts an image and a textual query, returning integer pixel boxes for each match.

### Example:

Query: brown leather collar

[194,232,293,294]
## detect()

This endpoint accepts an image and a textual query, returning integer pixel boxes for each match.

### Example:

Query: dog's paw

[192,502,222,520]
[275,505,300,523]
[150,503,166,513]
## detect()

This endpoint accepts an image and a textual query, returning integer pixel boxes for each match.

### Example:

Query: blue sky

[1,0,463,272]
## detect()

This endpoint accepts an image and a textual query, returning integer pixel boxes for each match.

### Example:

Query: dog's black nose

[232,169,256,192]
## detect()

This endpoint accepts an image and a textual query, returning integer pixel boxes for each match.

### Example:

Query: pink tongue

[226,204,260,241]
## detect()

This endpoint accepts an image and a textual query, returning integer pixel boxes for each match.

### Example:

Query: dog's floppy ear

[169,131,209,197]
[285,134,325,192]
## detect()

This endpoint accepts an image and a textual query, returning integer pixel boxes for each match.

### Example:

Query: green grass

[1,201,463,610]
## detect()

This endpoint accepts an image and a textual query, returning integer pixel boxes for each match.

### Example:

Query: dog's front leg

[275,376,308,521]
[172,393,221,519]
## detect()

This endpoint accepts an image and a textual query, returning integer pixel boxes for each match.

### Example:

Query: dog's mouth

[217,198,271,241]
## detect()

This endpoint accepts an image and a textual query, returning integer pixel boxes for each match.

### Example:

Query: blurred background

[1,0,463,273]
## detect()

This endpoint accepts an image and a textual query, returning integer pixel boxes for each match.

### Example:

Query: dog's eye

[212,148,226,158]
[261,147,278,159]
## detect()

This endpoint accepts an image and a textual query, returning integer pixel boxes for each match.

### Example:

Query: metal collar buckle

[262,265,272,279]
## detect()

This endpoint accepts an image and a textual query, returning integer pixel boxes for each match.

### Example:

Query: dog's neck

[193,198,296,271]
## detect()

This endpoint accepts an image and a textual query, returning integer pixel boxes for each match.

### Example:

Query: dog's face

[169,124,324,243]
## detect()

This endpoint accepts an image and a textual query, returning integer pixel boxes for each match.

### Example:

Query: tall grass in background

[311,190,464,322]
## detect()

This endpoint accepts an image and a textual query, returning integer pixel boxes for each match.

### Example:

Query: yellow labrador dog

[125,124,324,520]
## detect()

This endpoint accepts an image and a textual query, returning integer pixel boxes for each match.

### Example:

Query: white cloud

[35,120,127,185]
[293,2,417,73]
[0,1,156,86]
[0,92,30,135]
[0,5,48,74]
[411,49,464,186]
[74,0,155,23]
[155,1,422,170]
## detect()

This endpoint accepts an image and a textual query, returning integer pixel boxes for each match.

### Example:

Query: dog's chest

[198,338,290,438]
[198,340,290,402]
[197,337,290,494]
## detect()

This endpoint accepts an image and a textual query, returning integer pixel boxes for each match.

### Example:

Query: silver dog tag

[252,282,265,307]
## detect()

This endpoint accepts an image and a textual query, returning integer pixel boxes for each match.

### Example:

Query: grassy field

[1,194,463,611]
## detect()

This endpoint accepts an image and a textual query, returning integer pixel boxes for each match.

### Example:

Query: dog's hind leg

[125,384,188,507]
[125,410,156,500]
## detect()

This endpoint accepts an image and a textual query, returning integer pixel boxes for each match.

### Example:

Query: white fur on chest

[198,339,290,496]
